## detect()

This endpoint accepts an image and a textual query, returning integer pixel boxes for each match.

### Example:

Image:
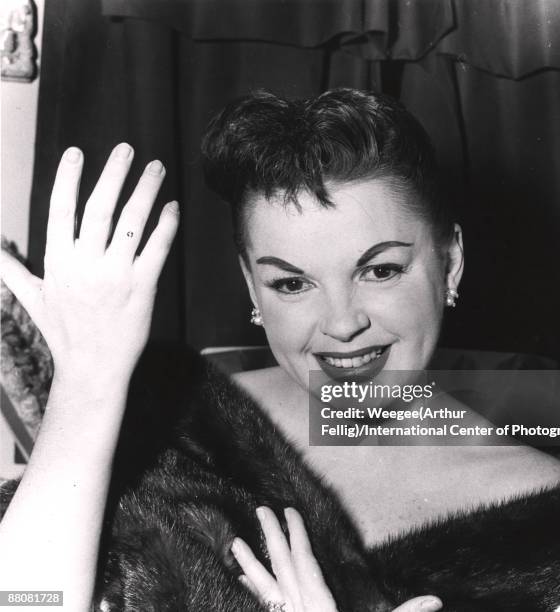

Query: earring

[250,307,263,326]
[445,288,459,308]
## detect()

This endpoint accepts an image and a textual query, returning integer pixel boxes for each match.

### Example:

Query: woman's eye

[360,264,405,282]
[269,277,312,294]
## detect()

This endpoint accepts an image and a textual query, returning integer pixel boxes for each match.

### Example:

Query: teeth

[323,348,384,368]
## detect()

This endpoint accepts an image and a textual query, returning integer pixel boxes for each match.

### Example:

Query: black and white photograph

[1,1,560,610]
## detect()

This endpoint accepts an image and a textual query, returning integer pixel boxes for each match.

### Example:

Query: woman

[0,89,558,611]
[202,89,560,542]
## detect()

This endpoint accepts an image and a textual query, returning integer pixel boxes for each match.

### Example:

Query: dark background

[27,0,560,361]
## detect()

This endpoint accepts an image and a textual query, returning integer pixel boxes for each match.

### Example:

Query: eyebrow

[356,241,413,267]
[255,256,304,275]
[256,241,413,275]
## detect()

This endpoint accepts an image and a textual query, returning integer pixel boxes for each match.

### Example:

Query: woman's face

[241,178,463,392]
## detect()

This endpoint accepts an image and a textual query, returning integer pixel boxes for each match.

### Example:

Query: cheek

[362,273,443,341]
[258,294,316,355]
[396,276,444,347]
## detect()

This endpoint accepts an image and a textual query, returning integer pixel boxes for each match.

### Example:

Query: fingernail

[256,507,266,523]
[230,538,240,555]
[64,147,81,163]
[114,142,132,160]
[167,200,179,213]
[420,597,443,611]
[147,159,164,175]
[238,574,250,587]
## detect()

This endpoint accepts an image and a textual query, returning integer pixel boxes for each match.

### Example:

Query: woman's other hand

[231,507,442,612]
[231,506,338,612]
[0,143,179,382]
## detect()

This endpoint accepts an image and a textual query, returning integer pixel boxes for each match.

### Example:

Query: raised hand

[0,143,179,383]
[0,144,179,609]
[231,507,442,612]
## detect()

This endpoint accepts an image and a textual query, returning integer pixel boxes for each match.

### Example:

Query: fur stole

[2,344,560,611]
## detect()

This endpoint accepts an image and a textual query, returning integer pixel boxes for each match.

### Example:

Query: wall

[1,0,44,479]
[1,0,44,256]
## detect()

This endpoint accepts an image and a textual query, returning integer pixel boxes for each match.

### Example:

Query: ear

[238,254,259,307]
[445,223,464,291]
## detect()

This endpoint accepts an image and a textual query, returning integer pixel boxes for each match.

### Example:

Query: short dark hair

[201,88,454,256]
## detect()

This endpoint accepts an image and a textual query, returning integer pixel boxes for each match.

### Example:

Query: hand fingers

[134,201,179,286]
[285,508,319,574]
[238,574,260,599]
[0,249,42,323]
[231,537,282,603]
[285,508,337,610]
[108,159,166,262]
[233,509,340,612]
[257,507,302,606]
[284,508,325,588]
[393,596,442,612]
[78,143,134,258]
[46,147,82,262]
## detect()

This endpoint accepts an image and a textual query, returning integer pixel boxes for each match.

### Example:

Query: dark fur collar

[3,344,559,611]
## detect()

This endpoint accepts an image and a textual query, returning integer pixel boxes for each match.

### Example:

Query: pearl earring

[250,307,263,326]
[445,288,459,308]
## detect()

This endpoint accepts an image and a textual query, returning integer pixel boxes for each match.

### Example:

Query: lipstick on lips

[314,344,391,381]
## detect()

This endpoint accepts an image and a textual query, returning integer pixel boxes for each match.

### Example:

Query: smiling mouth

[315,345,390,369]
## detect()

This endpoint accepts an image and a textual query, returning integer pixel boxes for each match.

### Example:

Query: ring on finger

[265,603,286,612]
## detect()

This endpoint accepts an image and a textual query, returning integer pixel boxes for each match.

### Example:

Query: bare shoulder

[231,367,308,436]
[231,366,296,410]
[453,444,560,504]
[496,444,560,489]
[435,393,560,498]
[232,366,285,397]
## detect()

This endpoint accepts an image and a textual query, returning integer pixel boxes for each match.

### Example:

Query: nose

[319,292,371,342]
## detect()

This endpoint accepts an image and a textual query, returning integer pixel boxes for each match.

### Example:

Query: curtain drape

[29,0,560,360]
